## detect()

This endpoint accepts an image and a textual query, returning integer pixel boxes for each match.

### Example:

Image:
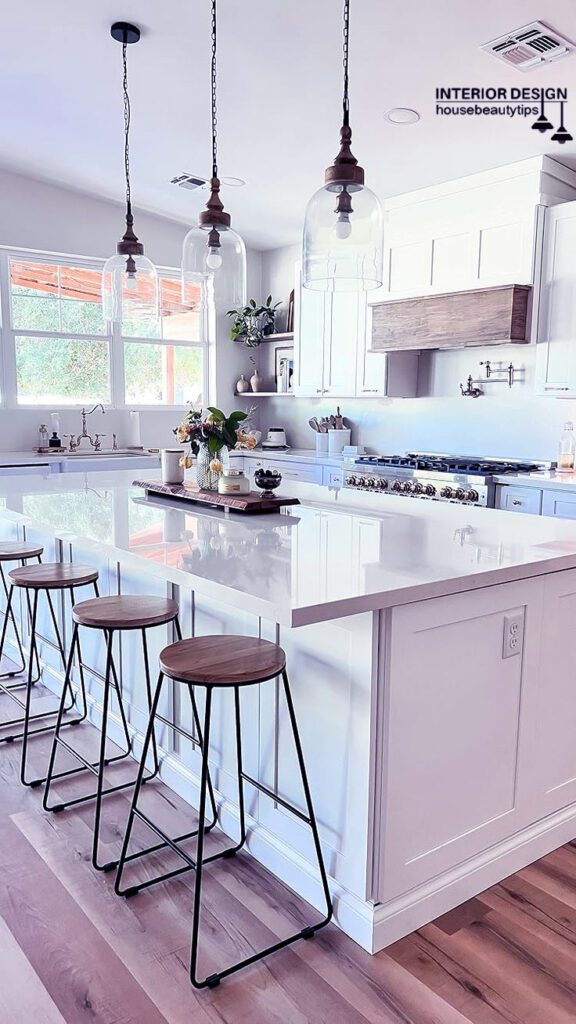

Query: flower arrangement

[175,405,250,467]
[175,405,256,489]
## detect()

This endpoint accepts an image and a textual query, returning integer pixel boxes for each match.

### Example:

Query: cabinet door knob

[512,499,523,506]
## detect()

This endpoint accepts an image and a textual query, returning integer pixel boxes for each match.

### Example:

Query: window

[0,252,207,407]
[122,276,204,406]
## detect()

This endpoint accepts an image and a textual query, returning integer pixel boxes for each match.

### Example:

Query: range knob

[466,489,479,502]
[440,485,454,498]
[378,478,389,490]
[367,477,376,488]
[424,484,436,496]
[454,487,466,500]
[401,481,413,492]
[412,482,424,494]
[346,475,357,486]
[391,480,402,492]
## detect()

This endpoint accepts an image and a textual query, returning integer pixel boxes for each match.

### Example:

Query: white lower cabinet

[527,569,576,816]
[377,579,539,901]
[495,484,542,515]
[244,456,322,486]
[541,489,576,519]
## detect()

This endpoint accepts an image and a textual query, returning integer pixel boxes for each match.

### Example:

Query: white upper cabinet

[294,265,417,399]
[293,266,329,396]
[381,160,567,300]
[536,201,576,396]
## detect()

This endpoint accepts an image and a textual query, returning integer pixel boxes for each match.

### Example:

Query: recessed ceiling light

[384,107,420,125]
[221,176,246,187]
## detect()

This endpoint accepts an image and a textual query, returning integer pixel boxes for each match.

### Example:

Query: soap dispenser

[38,424,49,448]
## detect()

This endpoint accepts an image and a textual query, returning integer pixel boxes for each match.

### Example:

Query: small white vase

[236,373,250,394]
[161,449,185,485]
[250,369,262,393]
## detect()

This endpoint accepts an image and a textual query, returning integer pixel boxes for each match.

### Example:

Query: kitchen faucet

[64,404,107,451]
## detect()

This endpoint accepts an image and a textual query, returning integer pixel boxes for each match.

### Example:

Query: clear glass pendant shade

[302,182,383,291]
[182,224,246,310]
[102,253,159,329]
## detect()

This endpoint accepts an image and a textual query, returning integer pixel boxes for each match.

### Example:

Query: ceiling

[1,0,576,250]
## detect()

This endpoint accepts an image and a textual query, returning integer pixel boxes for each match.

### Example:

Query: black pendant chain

[211,0,218,179]
[122,41,132,216]
[342,0,350,127]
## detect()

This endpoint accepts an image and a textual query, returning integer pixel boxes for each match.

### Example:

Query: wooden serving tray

[133,479,300,515]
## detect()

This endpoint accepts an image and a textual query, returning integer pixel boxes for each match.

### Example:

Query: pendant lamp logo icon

[435,87,572,143]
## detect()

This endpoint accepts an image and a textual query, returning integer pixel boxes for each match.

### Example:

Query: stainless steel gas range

[343,453,551,507]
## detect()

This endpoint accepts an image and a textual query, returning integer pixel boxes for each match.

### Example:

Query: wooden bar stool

[3,561,99,787]
[115,634,333,989]
[42,594,193,874]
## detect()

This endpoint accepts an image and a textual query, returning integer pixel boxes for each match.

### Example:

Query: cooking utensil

[335,406,344,429]
[308,417,320,432]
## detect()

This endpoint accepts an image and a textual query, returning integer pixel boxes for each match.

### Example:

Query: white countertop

[494,471,576,494]
[233,447,345,465]
[1,469,576,627]
[0,449,159,467]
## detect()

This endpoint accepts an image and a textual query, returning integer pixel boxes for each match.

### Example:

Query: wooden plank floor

[2,726,576,1024]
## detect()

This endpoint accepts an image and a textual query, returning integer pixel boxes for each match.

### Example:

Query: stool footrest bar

[240,771,312,825]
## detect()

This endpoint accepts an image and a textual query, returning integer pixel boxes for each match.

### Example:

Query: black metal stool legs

[43,625,137,870]
[190,672,332,989]
[114,674,219,897]
[16,587,86,787]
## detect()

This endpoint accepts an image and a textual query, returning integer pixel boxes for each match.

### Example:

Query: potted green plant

[226,295,281,347]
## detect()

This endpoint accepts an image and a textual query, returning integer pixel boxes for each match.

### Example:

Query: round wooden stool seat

[73,595,179,630]
[160,635,286,686]
[8,562,99,590]
[0,541,43,561]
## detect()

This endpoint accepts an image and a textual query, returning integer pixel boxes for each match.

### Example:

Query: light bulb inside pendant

[125,255,138,290]
[206,228,223,270]
[333,185,353,239]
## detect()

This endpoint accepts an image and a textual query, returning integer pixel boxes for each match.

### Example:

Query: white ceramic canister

[328,428,351,455]
[161,449,185,485]
[315,432,329,454]
[218,469,251,496]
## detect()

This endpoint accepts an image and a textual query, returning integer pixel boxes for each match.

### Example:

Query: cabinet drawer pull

[316,389,323,393]
[362,388,379,393]
[544,386,570,391]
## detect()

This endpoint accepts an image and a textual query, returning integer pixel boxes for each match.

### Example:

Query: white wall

[260,242,571,463]
[0,167,262,450]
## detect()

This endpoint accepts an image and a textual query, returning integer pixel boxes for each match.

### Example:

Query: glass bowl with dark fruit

[254,468,282,494]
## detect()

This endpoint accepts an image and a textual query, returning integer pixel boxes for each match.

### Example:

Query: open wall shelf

[234,391,295,398]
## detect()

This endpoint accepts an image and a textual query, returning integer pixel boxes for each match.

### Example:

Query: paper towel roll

[127,410,142,448]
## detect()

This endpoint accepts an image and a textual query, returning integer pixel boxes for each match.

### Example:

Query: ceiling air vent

[482,21,576,71]
[170,173,207,191]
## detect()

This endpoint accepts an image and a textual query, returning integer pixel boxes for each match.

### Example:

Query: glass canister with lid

[217,468,251,496]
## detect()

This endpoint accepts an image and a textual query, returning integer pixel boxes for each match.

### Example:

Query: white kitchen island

[2,468,576,953]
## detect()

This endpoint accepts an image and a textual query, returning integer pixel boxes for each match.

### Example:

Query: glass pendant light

[302,0,383,292]
[102,22,159,328]
[181,0,246,311]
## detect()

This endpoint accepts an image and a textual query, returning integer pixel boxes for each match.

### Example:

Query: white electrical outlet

[502,610,525,659]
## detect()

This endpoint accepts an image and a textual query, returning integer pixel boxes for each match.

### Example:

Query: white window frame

[0,246,209,411]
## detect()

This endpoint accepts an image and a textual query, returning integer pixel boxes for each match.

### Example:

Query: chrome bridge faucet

[64,404,107,451]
